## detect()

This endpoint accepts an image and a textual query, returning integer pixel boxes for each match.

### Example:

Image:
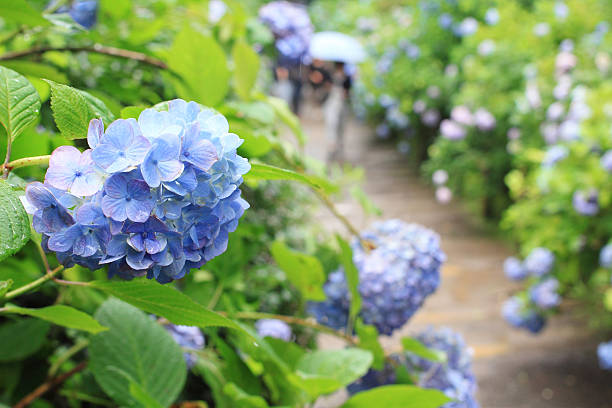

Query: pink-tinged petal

[79,149,95,167]
[101,195,127,221]
[185,140,218,171]
[125,199,153,223]
[49,146,81,171]
[157,160,184,182]
[45,165,75,191]
[104,174,128,198]
[103,119,134,150]
[87,119,104,149]
[125,136,150,165]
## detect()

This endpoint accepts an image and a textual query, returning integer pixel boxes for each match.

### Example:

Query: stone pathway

[299,104,612,408]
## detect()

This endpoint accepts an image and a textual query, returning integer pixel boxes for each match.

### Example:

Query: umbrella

[309,31,366,64]
[259,1,313,64]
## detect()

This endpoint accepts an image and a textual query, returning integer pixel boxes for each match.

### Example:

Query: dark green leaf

[232,41,260,100]
[89,298,186,407]
[337,235,361,323]
[0,319,49,362]
[0,61,67,83]
[2,304,107,334]
[245,163,337,194]
[401,337,447,363]
[0,66,40,141]
[0,0,50,27]
[0,179,31,262]
[223,383,268,408]
[270,242,326,301]
[129,381,165,408]
[0,279,12,297]
[341,385,452,408]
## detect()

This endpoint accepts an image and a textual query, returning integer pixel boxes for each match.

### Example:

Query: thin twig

[52,278,89,287]
[0,155,51,173]
[3,265,64,300]
[35,242,51,274]
[14,361,88,408]
[48,339,89,378]
[0,45,168,69]
[207,282,224,310]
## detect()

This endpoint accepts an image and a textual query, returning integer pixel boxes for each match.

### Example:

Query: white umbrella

[309,31,366,64]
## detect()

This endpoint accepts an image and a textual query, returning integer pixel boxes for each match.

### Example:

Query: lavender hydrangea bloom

[432,170,448,186]
[504,257,527,281]
[524,247,555,277]
[164,324,205,368]
[440,120,466,141]
[529,278,561,309]
[502,296,546,334]
[24,99,250,283]
[308,220,445,335]
[600,243,612,268]
[474,109,496,131]
[601,150,612,172]
[598,341,612,370]
[255,319,292,341]
[572,190,599,216]
[542,145,568,167]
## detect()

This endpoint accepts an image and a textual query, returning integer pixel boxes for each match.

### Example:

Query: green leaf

[0,279,12,297]
[232,41,260,100]
[401,337,447,363]
[258,95,306,146]
[223,383,269,408]
[88,279,241,330]
[120,106,147,119]
[0,66,41,141]
[0,0,50,27]
[245,163,337,194]
[45,80,114,139]
[0,61,67,83]
[0,179,31,262]
[2,304,107,334]
[0,319,49,362]
[294,349,373,397]
[167,27,230,107]
[341,385,452,408]
[350,186,382,216]
[604,288,612,311]
[129,381,165,408]
[355,320,385,370]
[89,298,186,408]
[337,235,361,324]
[270,241,326,301]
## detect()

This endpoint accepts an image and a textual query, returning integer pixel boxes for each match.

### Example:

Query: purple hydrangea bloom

[600,243,612,268]
[450,106,473,127]
[529,278,561,309]
[308,220,445,335]
[255,319,292,341]
[598,341,612,370]
[440,120,466,141]
[502,296,546,334]
[572,190,599,216]
[432,170,448,186]
[542,145,568,167]
[25,99,250,283]
[503,257,527,281]
[601,150,612,172]
[164,324,205,368]
[524,247,555,277]
[474,109,496,131]
[56,0,98,29]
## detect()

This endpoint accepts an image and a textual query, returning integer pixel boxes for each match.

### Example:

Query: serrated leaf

[0,66,41,141]
[0,318,49,362]
[341,385,452,408]
[2,304,107,334]
[167,27,230,107]
[401,337,447,363]
[270,241,326,301]
[88,279,241,330]
[245,163,337,194]
[355,320,385,370]
[337,235,361,324]
[0,179,31,262]
[45,80,114,139]
[0,0,50,27]
[232,41,260,100]
[89,298,186,408]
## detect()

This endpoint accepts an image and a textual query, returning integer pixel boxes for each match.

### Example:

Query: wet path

[299,104,612,408]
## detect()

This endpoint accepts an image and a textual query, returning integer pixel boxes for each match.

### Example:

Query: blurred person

[323,61,352,162]
[272,65,293,107]
[308,59,332,103]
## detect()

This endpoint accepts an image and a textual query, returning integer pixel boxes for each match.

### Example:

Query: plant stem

[0,45,168,69]
[224,311,358,345]
[207,282,224,309]
[2,132,11,178]
[3,265,64,300]
[0,154,51,173]
[48,339,90,377]
[14,361,87,408]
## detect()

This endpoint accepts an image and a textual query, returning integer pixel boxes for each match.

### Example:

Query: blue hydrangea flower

[308,220,444,335]
[255,319,292,341]
[25,99,250,283]
[485,8,499,25]
[45,146,103,197]
[600,243,612,268]
[56,0,98,29]
[164,324,205,368]
[601,150,612,173]
[542,145,568,167]
[572,190,599,216]
[529,278,561,309]
[502,296,546,334]
[598,341,612,370]
[523,247,555,277]
[503,257,527,281]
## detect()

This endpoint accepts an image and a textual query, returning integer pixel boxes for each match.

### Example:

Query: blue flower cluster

[56,0,98,29]
[348,328,479,408]
[598,340,612,370]
[255,319,292,341]
[24,99,250,283]
[308,219,445,335]
[600,242,612,269]
[164,324,205,368]
[501,247,559,333]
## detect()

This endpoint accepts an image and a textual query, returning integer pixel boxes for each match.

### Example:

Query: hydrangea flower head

[255,319,292,341]
[440,120,466,141]
[524,247,555,277]
[308,220,445,335]
[542,145,568,167]
[601,150,612,173]
[25,99,250,283]
[598,341,612,370]
[529,278,561,309]
[600,243,612,268]
[164,324,205,368]
[502,296,546,334]
[572,190,599,216]
[432,170,449,186]
[473,108,496,131]
[503,257,527,281]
